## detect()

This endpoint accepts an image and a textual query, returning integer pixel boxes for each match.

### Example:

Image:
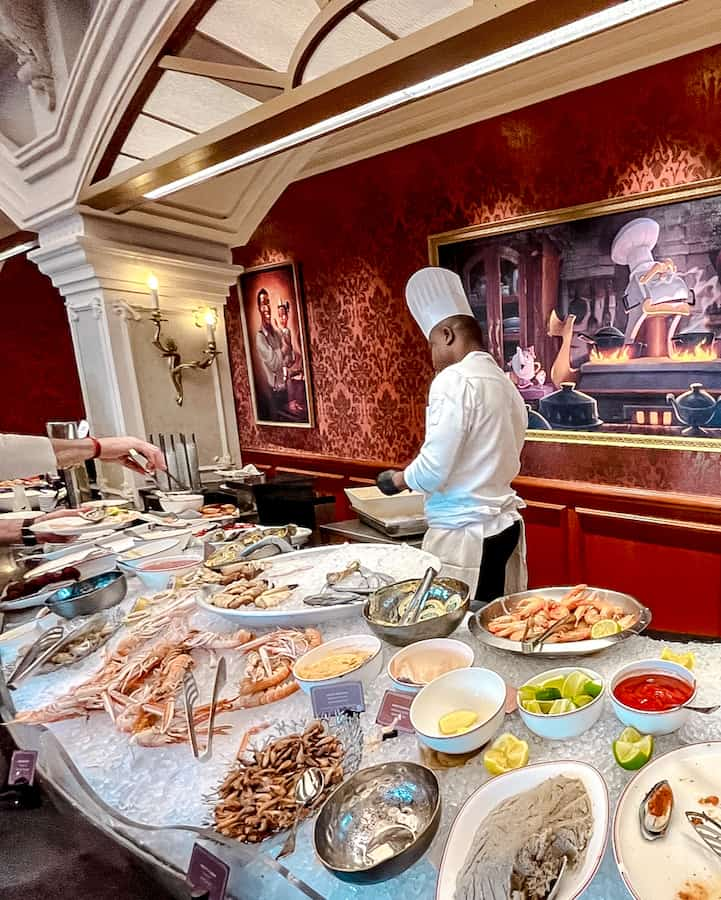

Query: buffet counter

[2,544,717,900]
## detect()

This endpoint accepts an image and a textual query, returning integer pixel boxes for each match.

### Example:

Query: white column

[30,212,243,500]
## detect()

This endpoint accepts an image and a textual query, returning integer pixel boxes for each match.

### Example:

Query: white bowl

[388,639,474,694]
[117,537,189,569]
[610,658,696,736]
[133,554,202,591]
[0,490,42,512]
[410,667,507,754]
[158,493,204,514]
[518,666,605,741]
[293,634,383,693]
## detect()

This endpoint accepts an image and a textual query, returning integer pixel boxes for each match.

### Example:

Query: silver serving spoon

[276,767,325,859]
[546,855,568,900]
[682,703,720,715]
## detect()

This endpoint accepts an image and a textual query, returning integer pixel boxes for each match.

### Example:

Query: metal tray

[357,510,427,537]
[469,586,652,657]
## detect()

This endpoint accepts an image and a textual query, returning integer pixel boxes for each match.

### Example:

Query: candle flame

[147,274,159,291]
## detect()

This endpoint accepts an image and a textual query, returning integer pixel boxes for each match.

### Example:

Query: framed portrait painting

[429,178,721,453]
[238,261,314,428]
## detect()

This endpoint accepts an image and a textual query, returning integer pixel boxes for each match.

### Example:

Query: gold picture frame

[429,176,721,453]
[237,260,315,429]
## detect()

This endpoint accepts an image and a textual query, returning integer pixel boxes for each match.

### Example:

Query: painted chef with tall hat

[377,267,528,606]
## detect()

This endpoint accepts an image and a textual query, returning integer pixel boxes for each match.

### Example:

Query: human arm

[403,373,468,495]
[51,437,166,473]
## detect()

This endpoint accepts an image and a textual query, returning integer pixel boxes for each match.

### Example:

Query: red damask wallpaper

[0,254,84,435]
[228,45,721,494]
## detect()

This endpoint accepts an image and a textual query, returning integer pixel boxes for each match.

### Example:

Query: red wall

[0,254,84,435]
[228,44,721,495]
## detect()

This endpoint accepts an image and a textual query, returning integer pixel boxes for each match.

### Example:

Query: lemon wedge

[661,647,695,670]
[483,733,529,776]
[438,709,478,735]
[591,619,621,639]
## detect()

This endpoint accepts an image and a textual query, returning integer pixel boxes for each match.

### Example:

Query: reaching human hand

[97,437,166,474]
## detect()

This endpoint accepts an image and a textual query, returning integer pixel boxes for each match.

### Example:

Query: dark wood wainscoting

[242,448,721,636]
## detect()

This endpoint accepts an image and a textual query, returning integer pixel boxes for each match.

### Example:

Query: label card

[375,690,414,733]
[186,843,229,900]
[8,750,38,786]
[310,680,365,717]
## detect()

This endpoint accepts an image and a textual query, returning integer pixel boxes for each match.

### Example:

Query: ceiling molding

[158,55,287,89]
[301,0,718,181]
[85,0,639,211]
[287,0,366,88]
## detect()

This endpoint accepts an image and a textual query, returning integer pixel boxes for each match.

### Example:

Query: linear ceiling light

[144,0,681,201]
[0,239,38,261]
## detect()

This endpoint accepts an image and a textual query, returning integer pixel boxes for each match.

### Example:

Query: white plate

[22,547,105,579]
[197,543,441,627]
[437,760,609,900]
[118,537,184,564]
[614,742,721,900]
[29,512,137,536]
[82,499,132,509]
[0,510,45,521]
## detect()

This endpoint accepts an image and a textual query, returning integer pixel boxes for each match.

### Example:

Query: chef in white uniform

[376,267,528,605]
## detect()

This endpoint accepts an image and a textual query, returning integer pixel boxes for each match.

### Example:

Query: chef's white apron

[421,517,528,598]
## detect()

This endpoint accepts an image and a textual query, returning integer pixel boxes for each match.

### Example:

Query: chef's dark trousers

[473,520,522,607]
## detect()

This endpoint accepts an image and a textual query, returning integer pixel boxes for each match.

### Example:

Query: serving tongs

[686,810,721,857]
[399,566,438,626]
[183,657,227,761]
[128,448,189,491]
[6,625,65,688]
[521,612,574,654]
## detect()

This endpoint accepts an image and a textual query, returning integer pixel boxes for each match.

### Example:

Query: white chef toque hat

[405,267,474,339]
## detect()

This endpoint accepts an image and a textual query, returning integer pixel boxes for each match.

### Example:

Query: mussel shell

[639,780,673,840]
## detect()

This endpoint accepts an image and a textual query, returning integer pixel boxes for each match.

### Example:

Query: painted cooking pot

[579,325,625,350]
[666,382,721,433]
[539,382,603,430]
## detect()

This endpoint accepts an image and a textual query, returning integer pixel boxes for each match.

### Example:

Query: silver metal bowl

[363,577,469,647]
[314,761,440,883]
[469,585,652,658]
[45,571,127,619]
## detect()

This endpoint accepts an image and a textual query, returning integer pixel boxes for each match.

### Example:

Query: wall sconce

[146,274,220,406]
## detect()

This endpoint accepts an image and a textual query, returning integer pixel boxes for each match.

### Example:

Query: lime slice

[584,680,603,698]
[613,734,654,770]
[483,733,529,776]
[535,687,562,702]
[538,700,555,714]
[572,694,594,708]
[618,726,643,743]
[561,671,588,700]
[548,699,575,715]
[591,620,621,639]
[536,675,565,694]
[522,700,543,714]
[518,686,538,702]
[661,647,695,670]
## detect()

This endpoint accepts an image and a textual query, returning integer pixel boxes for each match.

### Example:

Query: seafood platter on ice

[1,509,719,900]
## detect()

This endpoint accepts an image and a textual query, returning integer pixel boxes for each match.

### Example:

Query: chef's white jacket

[404,351,528,594]
[0,434,56,481]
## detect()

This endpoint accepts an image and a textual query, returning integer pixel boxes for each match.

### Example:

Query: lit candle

[147,274,159,310]
[205,308,216,342]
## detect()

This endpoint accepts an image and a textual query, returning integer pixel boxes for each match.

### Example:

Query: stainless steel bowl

[314,761,440,883]
[45,571,127,619]
[469,585,652,657]
[363,577,469,647]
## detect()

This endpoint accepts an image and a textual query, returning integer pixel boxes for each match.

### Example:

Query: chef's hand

[376,469,407,496]
[97,437,166,474]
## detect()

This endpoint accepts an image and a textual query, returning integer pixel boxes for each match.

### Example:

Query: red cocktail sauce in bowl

[613,673,694,711]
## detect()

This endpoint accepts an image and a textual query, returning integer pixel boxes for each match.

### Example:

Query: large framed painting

[238,261,314,428]
[429,179,721,452]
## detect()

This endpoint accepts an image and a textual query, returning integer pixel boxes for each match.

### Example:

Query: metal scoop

[399,566,438,626]
[277,767,325,859]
